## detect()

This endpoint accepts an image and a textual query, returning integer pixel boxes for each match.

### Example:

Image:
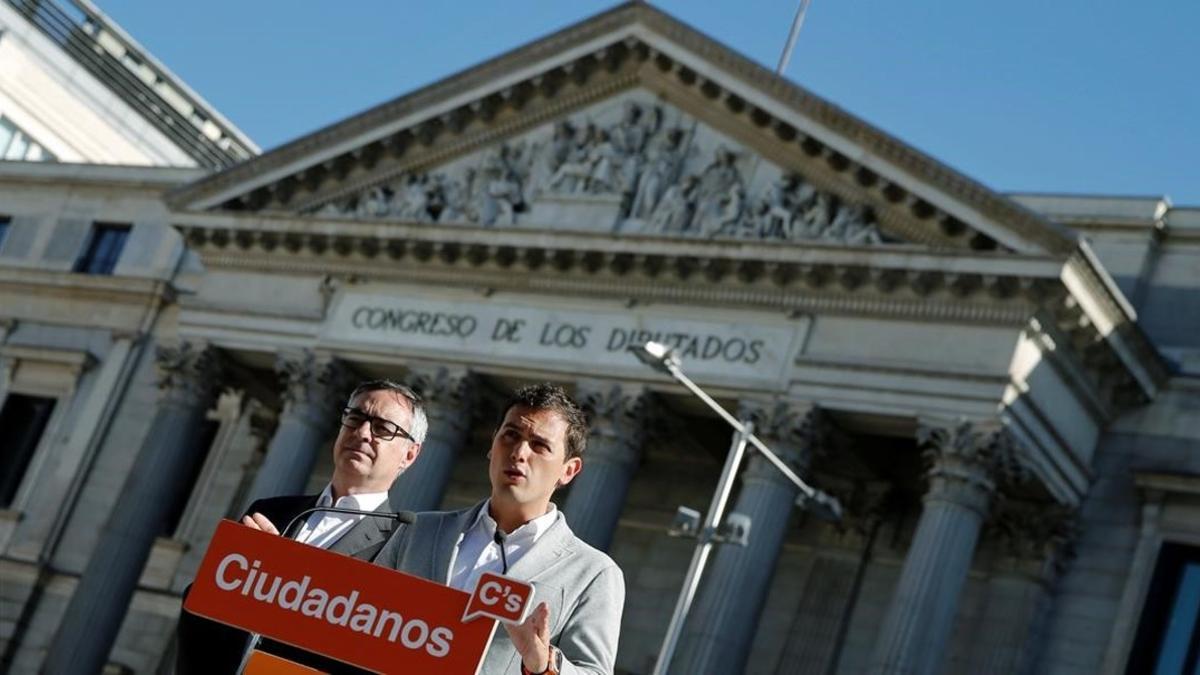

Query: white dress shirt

[292,484,389,550]
[449,500,559,592]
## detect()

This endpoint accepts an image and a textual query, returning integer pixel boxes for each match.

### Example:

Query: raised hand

[240,512,280,535]
[504,601,551,673]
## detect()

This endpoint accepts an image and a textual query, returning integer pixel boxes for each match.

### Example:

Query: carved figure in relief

[526,121,575,200]
[393,175,431,221]
[692,147,744,235]
[610,102,662,195]
[825,203,883,244]
[750,177,799,239]
[648,175,698,234]
[697,146,742,198]
[433,174,469,223]
[696,183,746,238]
[796,191,834,238]
[548,123,602,194]
[478,154,522,226]
[355,186,390,218]
[585,129,620,194]
[611,102,657,158]
[629,127,688,220]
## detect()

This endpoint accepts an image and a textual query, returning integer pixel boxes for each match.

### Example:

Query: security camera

[717,512,752,547]
[667,506,701,538]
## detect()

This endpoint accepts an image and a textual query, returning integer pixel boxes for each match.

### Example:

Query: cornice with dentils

[165,2,1077,259]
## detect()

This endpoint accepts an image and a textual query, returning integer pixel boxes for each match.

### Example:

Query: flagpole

[775,0,812,75]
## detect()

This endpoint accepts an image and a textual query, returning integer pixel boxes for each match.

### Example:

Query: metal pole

[662,360,819,501]
[650,421,754,675]
[775,0,812,75]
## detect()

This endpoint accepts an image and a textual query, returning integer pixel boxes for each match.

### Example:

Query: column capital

[989,498,1079,581]
[154,341,223,405]
[276,349,353,409]
[577,379,648,443]
[402,364,478,412]
[737,399,825,476]
[916,418,1017,513]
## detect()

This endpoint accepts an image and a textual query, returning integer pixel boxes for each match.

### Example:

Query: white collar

[464,499,559,543]
[316,484,389,513]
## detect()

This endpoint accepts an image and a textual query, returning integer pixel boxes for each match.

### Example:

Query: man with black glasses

[176,379,426,674]
[238,379,426,548]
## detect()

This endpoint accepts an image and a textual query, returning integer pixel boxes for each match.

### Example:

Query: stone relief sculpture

[477,152,523,226]
[306,97,890,245]
[629,127,689,219]
[546,123,597,194]
[647,175,698,234]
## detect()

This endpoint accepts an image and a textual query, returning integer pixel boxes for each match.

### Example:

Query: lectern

[185,520,533,674]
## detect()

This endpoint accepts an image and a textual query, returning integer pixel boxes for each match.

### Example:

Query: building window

[1127,542,1200,674]
[73,222,131,275]
[0,215,10,250]
[0,116,57,162]
[0,393,57,508]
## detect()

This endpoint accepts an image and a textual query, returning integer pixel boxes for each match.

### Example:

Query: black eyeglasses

[340,407,415,442]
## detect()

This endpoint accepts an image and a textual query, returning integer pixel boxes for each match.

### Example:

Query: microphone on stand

[493,528,510,574]
[280,506,417,540]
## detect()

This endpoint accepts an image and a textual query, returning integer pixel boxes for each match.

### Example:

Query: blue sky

[102,1,1199,205]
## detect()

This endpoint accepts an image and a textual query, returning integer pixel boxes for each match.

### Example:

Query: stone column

[388,365,477,511]
[1102,491,1165,674]
[784,481,894,675]
[974,501,1077,675]
[868,419,1011,675]
[672,401,823,674]
[244,350,351,504]
[562,381,647,551]
[44,342,222,674]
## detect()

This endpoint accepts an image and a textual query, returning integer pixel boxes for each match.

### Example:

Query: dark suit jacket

[175,494,400,674]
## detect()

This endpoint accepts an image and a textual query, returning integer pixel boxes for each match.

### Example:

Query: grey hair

[345,379,428,445]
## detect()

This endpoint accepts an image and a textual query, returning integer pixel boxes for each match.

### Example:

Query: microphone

[279,506,417,540]
[493,528,509,574]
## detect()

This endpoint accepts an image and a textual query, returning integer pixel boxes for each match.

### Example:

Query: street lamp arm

[662,360,839,520]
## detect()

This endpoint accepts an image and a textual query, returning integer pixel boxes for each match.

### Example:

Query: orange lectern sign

[185,520,496,674]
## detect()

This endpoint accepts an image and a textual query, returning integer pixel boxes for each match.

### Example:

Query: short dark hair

[497,383,588,460]
[345,379,428,444]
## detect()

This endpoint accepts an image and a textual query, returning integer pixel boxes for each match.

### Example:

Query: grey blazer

[376,501,625,675]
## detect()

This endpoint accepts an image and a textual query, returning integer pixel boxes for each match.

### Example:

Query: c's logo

[464,572,535,625]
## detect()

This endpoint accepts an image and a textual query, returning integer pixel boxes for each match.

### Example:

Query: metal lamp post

[629,341,842,675]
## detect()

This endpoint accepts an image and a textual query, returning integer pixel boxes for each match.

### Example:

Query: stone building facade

[1,2,1198,674]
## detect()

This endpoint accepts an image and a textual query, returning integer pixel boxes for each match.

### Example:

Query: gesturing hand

[504,601,551,673]
[240,512,280,535]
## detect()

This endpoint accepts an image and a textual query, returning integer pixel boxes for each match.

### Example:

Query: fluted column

[783,481,893,675]
[389,365,477,511]
[562,381,647,551]
[244,350,352,503]
[672,401,823,674]
[975,501,1077,674]
[44,342,222,674]
[869,419,1012,675]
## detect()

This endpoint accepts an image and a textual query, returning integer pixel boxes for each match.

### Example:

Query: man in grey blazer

[378,383,625,675]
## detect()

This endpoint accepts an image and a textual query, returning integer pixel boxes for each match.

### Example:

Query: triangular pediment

[168,2,1076,255]
[303,91,894,245]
